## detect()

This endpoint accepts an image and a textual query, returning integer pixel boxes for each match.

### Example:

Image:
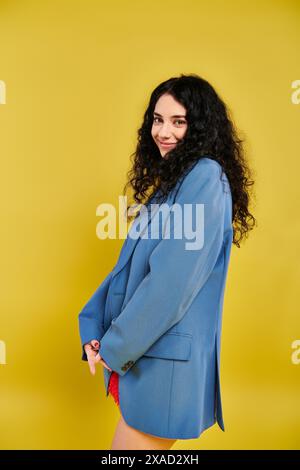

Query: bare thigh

[110,414,177,450]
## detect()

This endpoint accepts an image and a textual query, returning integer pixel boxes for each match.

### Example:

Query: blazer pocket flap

[142,332,192,361]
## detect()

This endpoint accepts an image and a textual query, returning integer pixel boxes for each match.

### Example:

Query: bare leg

[110,414,177,450]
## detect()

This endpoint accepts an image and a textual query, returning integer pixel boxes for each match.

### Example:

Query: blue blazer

[78,157,233,440]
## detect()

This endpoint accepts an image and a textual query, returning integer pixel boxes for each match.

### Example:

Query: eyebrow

[153,112,186,118]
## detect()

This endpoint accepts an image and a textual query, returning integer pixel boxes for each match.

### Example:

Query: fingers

[84,343,92,354]
[95,353,112,371]
[84,340,100,355]
[85,341,111,374]
[87,356,96,375]
[101,359,112,372]
[86,347,98,375]
[105,360,112,371]
[87,351,110,375]
[90,340,100,350]
[93,352,112,371]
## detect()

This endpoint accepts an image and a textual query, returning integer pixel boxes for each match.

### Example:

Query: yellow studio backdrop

[0,0,299,451]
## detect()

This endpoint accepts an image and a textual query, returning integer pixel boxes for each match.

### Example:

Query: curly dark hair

[122,73,256,247]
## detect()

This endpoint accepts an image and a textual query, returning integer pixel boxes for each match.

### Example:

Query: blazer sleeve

[78,270,113,361]
[99,161,227,375]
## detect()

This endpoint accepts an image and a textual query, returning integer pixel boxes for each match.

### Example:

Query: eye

[153,117,186,125]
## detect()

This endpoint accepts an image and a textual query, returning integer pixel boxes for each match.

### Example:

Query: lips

[158,140,176,147]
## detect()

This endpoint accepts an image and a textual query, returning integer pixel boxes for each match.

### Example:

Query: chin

[161,150,172,159]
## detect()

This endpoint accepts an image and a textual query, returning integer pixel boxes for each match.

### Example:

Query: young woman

[79,74,256,450]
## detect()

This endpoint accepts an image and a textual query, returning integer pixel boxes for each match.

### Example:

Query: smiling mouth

[158,141,177,146]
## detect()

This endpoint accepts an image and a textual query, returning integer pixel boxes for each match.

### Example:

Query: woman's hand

[84,340,112,375]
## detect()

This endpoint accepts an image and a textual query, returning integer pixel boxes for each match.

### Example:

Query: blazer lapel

[111,191,164,280]
[110,162,197,281]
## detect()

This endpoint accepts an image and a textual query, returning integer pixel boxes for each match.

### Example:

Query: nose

[158,122,173,139]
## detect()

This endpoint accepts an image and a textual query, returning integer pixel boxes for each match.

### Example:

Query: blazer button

[121,360,134,371]
[124,360,134,367]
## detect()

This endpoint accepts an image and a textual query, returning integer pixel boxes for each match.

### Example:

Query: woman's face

[151,93,188,158]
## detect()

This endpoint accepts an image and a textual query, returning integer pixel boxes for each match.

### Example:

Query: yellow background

[0,0,299,450]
